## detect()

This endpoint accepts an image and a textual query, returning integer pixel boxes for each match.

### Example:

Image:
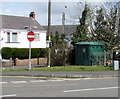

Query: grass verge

[2,65,114,72]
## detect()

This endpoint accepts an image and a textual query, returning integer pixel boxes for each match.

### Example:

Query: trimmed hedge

[2,47,48,59]
[2,47,12,59]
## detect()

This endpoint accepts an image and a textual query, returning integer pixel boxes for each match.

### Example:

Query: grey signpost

[27,26,35,71]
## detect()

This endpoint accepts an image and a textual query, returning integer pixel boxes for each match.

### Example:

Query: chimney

[29,12,35,19]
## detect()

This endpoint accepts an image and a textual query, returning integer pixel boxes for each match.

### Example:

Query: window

[7,32,10,42]
[35,33,40,41]
[12,33,17,42]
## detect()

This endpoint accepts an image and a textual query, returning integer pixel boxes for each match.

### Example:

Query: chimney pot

[29,12,35,19]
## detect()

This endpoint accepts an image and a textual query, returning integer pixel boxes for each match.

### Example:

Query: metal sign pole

[29,41,32,71]
[28,26,32,71]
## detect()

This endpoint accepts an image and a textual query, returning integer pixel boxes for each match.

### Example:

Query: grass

[2,65,114,72]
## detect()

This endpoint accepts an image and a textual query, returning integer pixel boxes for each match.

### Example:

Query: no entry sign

[27,31,35,42]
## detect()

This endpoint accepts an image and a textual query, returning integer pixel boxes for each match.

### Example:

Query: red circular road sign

[27,31,35,42]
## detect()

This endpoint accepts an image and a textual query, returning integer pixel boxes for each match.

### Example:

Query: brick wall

[2,62,13,67]
[2,58,47,67]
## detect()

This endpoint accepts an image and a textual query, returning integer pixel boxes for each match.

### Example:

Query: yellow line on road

[0,76,119,80]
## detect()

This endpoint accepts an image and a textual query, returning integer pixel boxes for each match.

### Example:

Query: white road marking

[66,79,81,81]
[63,86,119,93]
[11,81,28,84]
[1,78,99,84]
[0,94,16,97]
[47,79,65,82]
[30,80,46,83]
[0,82,8,84]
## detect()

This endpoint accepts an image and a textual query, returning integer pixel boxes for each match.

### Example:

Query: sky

[0,1,80,25]
[0,0,119,26]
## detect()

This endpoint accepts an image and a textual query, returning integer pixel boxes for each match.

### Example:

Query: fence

[92,51,113,66]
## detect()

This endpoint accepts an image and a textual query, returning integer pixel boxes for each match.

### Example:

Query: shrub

[2,47,48,59]
[13,48,29,59]
[2,47,12,59]
[40,48,48,57]
[31,48,40,58]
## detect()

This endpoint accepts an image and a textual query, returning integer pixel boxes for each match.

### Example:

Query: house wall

[0,30,46,48]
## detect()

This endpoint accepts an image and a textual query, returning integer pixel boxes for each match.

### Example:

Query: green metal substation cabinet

[75,42,105,66]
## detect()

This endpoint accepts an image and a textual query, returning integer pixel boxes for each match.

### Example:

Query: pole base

[47,65,50,67]
[29,62,32,71]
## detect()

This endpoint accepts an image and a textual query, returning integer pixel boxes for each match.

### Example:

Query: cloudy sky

[0,0,119,26]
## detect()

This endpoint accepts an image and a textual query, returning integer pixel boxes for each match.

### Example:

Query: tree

[52,31,59,46]
[50,31,66,66]
[72,4,90,45]
[92,6,120,50]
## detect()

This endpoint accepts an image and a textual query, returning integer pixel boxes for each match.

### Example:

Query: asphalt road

[1,76,119,97]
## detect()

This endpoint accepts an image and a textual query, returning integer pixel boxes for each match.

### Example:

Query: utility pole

[62,12,65,34]
[0,33,2,69]
[118,2,120,36]
[47,0,51,67]
[62,6,67,35]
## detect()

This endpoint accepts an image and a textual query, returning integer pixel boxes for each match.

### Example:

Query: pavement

[2,71,119,78]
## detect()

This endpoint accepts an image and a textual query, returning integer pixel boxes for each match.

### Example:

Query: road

[1,76,119,97]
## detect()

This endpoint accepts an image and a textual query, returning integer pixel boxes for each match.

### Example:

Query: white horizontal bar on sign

[27,35,35,38]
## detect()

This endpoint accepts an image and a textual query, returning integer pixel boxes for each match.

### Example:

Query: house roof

[43,25,76,36]
[75,42,103,46]
[0,15,46,31]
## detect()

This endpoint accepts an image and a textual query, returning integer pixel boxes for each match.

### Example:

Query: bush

[13,48,29,59]
[2,47,48,59]
[40,48,48,57]
[2,47,12,59]
[31,48,40,58]
[51,46,66,66]
[66,48,75,65]
[32,48,48,58]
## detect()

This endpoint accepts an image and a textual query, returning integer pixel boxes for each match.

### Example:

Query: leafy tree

[92,7,120,50]
[72,4,90,45]
[52,31,59,46]
[50,31,68,66]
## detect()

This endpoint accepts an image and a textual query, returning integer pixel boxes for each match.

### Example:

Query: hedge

[2,47,12,59]
[2,47,48,59]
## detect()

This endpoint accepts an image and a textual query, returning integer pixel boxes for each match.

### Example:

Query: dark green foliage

[39,48,48,57]
[2,47,48,59]
[72,4,90,45]
[14,48,29,59]
[2,47,12,59]
[61,34,65,41]
[50,31,68,66]
[31,48,40,58]
[66,48,75,65]
[52,31,59,46]
[93,7,120,50]
[51,45,66,66]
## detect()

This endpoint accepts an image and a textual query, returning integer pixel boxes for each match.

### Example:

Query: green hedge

[2,47,48,59]
[2,47,12,59]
